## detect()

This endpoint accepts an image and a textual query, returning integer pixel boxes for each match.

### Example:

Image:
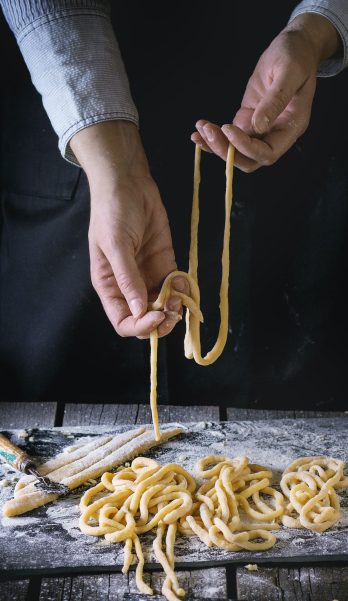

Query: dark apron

[1,1,347,409]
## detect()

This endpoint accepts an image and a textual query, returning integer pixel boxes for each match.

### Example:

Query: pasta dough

[79,454,282,601]
[79,453,347,600]
[150,144,235,440]
[3,426,182,517]
[280,455,348,532]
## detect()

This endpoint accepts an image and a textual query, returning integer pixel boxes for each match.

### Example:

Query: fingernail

[167,296,181,311]
[222,124,232,134]
[129,299,144,317]
[203,125,214,142]
[173,277,186,292]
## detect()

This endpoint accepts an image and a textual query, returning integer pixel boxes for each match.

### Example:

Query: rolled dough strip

[45,429,146,482]
[61,427,183,488]
[3,491,58,517]
[39,435,113,474]
[3,427,182,517]
[14,428,145,494]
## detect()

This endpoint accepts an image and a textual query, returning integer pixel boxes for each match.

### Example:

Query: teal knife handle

[0,433,31,472]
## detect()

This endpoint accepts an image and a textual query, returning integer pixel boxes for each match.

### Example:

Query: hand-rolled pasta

[79,458,194,600]
[79,454,283,601]
[2,427,182,517]
[181,455,283,553]
[149,144,235,440]
[280,455,348,532]
[79,453,346,599]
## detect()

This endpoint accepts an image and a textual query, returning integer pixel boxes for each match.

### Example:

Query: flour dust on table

[0,418,347,574]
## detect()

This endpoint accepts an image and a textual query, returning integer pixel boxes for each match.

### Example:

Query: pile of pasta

[280,456,348,532]
[79,453,347,600]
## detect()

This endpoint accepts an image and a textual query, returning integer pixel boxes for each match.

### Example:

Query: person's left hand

[191,13,340,172]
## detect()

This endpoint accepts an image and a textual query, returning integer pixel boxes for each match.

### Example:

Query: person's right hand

[192,13,341,172]
[70,120,188,338]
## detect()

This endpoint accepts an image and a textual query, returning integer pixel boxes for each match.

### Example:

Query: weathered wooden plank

[148,567,227,599]
[236,566,348,601]
[227,407,347,421]
[0,402,57,428]
[136,404,220,424]
[1,419,347,571]
[0,579,30,601]
[39,568,228,600]
[63,404,139,427]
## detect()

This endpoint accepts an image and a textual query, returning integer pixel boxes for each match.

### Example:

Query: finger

[157,310,182,338]
[233,107,256,136]
[222,121,298,168]
[252,66,304,135]
[191,132,213,153]
[222,123,275,165]
[195,120,257,171]
[172,275,190,297]
[196,121,229,160]
[137,311,182,340]
[233,150,259,173]
[165,296,182,312]
[109,242,148,318]
[100,286,166,336]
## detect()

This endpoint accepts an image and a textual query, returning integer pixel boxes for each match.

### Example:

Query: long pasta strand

[150,144,235,440]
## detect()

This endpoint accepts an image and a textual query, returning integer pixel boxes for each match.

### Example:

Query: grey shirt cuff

[1,2,139,165]
[289,0,348,77]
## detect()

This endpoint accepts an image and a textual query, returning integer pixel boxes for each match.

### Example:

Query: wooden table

[0,401,347,601]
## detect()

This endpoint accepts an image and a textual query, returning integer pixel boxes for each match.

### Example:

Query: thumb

[252,68,302,134]
[111,242,148,318]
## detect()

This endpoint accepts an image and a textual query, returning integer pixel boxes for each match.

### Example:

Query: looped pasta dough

[79,454,285,601]
[150,145,235,440]
[280,456,348,532]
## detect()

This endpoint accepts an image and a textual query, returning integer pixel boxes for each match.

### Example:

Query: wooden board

[0,418,347,575]
[0,402,57,428]
[38,568,229,601]
[236,566,348,601]
[0,579,30,601]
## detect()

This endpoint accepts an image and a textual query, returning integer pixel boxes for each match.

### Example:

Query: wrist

[70,120,150,191]
[286,13,341,66]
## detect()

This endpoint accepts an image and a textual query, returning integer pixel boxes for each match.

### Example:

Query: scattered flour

[17,431,28,439]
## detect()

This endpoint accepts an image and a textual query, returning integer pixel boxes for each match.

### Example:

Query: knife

[0,432,69,496]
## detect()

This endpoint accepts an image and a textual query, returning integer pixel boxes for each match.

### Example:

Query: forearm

[289,0,348,75]
[0,0,139,165]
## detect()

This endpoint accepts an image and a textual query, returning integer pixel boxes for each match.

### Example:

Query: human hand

[70,120,188,337]
[192,14,340,172]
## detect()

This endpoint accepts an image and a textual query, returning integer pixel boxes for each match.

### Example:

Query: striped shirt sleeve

[289,0,348,76]
[0,0,139,165]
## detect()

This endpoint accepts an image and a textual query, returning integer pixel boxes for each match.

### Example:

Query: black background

[1,1,348,410]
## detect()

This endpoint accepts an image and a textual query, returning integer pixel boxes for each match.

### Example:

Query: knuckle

[90,270,102,290]
[243,165,256,174]
[114,320,127,337]
[115,326,126,338]
[261,156,274,167]
[269,92,287,115]
[298,118,310,136]
[116,272,135,295]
